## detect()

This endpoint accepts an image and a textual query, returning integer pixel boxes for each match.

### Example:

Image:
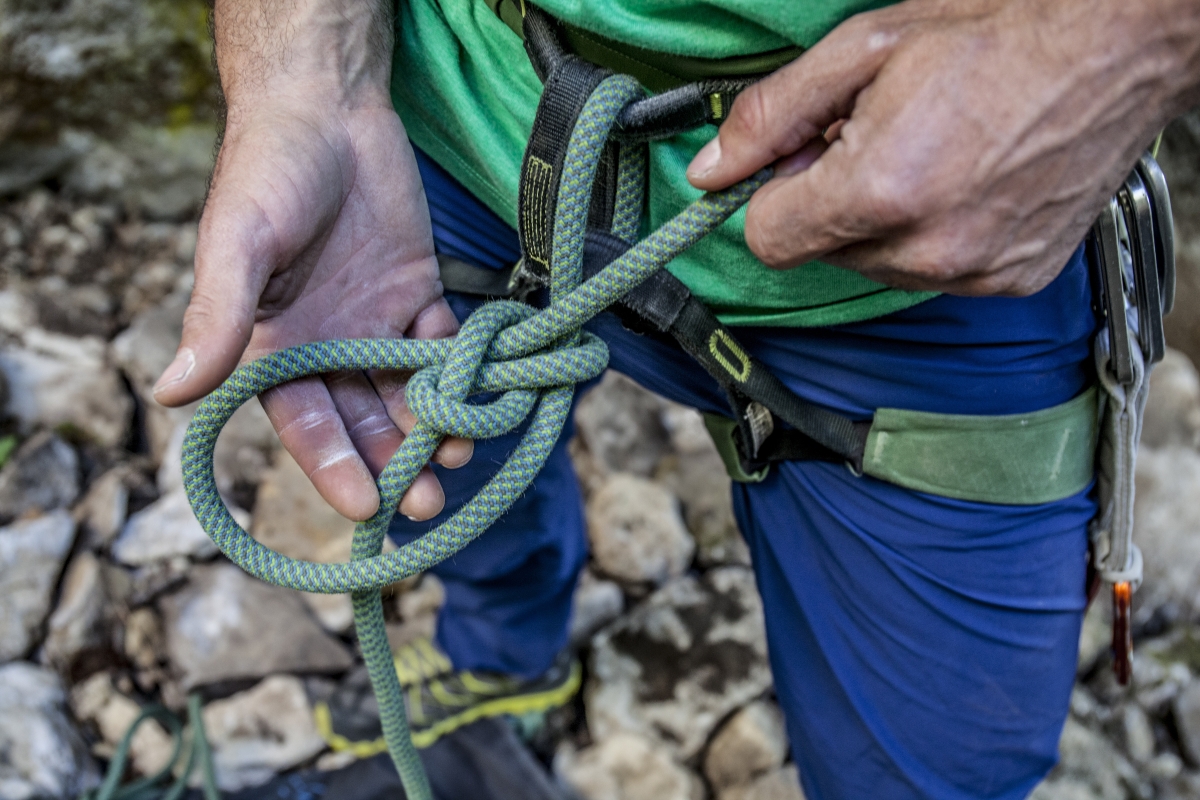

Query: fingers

[687,16,897,191]
[152,198,273,407]
[367,369,474,470]
[261,377,383,521]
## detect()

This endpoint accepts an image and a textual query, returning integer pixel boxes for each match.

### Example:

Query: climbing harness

[177,5,1175,795]
[1087,152,1175,684]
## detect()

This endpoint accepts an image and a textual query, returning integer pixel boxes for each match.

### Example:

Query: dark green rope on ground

[182,73,769,800]
[83,693,218,800]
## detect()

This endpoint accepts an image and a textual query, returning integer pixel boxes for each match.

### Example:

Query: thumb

[687,17,895,191]
[152,201,273,407]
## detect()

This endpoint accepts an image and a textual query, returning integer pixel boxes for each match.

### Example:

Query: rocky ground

[4,3,1200,799]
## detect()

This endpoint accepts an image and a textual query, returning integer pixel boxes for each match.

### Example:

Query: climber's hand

[688,0,1200,296]
[152,0,471,523]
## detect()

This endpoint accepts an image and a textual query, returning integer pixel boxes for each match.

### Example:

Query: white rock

[41,552,108,671]
[1174,680,1200,764]
[587,567,772,759]
[159,562,354,689]
[1031,718,1133,800]
[0,511,77,662]
[0,432,79,523]
[1121,704,1155,764]
[570,570,624,647]
[1077,596,1111,676]
[111,292,192,462]
[586,472,694,586]
[111,488,241,566]
[704,701,789,792]
[719,765,806,800]
[0,327,131,447]
[70,672,174,778]
[0,662,99,800]
[387,574,446,649]
[575,372,673,476]
[76,467,130,547]
[658,405,749,567]
[1142,348,1200,449]
[123,607,165,671]
[202,675,327,792]
[1133,446,1200,618]
[555,733,703,800]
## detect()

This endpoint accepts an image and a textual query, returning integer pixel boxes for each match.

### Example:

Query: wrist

[215,0,395,117]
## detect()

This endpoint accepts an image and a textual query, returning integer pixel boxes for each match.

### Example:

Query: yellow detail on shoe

[459,671,505,694]
[429,679,480,708]
[313,701,390,759]
[393,638,453,687]
[408,661,582,749]
[315,660,583,754]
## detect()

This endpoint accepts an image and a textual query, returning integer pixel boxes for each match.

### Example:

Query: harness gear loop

[182,71,770,800]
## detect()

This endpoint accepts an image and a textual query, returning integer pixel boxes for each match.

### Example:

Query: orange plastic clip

[1112,581,1133,685]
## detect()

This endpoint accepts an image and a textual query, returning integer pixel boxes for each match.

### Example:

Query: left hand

[687,0,1200,296]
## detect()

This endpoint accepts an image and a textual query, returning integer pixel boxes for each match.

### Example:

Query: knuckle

[858,169,921,228]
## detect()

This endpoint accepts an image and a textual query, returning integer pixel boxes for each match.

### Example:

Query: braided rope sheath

[182,73,770,799]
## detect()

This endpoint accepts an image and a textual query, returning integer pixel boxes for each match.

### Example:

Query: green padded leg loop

[863,386,1099,505]
[702,413,770,483]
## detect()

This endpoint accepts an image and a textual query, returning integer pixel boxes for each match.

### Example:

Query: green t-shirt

[391,0,934,327]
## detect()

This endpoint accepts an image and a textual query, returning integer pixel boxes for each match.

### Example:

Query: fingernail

[153,348,195,397]
[688,138,722,180]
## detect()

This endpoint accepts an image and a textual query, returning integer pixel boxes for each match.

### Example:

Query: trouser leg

[731,463,1092,800]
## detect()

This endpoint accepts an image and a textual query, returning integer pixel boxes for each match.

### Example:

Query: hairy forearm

[213,0,394,116]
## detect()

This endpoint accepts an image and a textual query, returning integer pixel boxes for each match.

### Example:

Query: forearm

[213,0,394,116]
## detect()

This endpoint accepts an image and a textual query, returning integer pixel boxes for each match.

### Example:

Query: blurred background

[1,2,1199,799]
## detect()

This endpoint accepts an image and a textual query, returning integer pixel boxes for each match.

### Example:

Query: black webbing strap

[510,3,869,474]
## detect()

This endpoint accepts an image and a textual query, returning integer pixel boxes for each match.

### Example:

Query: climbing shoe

[314,638,581,752]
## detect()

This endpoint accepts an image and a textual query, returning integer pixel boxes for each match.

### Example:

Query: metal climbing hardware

[1087,152,1175,685]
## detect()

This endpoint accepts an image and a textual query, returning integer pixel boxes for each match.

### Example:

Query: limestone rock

[202,675,327,792]
[122,607,165,672]
[555,733,703,800]
[1133,446,1200,618]
[586,472,694,586]
[41,551,109,672]
[387,574,445,649]
[570,570,624,647]
[110,291,191,461]
[1174,680,1200,765]
[0,662,98,800]
[587,567,772,759]
[1122,704,1155,764]
[159,562,354,689]
[76,466,130,548]
[1031,718,1135,800]
[0,432,79,524]
[719,765,806,800]
[111,488,239,566]
[704,701,789,792]
[575,372,672,476]
[70,672,174,778]
[0,511,76,662]
[1142,349,1200,449]
[657,405,747,567]
[0,327,131,447]
[1077,595,1111,676]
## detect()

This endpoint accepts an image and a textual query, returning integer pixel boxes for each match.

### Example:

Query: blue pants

[389,150,1096,799]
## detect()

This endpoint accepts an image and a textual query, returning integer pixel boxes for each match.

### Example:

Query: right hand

[152,97,471,523]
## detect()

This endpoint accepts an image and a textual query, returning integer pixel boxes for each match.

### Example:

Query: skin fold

[156,0,1200,520]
